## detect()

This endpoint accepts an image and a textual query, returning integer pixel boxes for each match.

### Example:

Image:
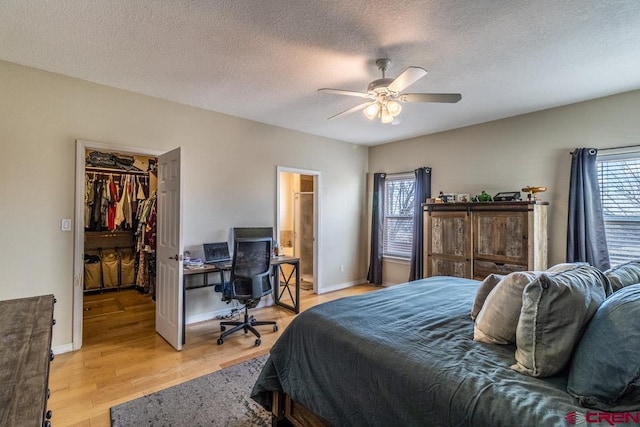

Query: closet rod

[86,166,149,176]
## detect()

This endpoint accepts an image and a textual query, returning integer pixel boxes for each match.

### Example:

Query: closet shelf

[86,166,149,176]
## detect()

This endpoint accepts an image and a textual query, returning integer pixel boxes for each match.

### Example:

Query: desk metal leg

[273,260,300,314]
[294,261,300,312]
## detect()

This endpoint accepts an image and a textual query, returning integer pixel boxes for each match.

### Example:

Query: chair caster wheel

[255,339,261,346]
[217,338,223,345]
[220,326,226,332]
[273,325,278,332]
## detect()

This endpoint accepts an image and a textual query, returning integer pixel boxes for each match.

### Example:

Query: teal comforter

[251,277,584,426]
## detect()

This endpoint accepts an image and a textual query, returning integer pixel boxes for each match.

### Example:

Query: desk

[183,264,225,291]
[182,256,300,344]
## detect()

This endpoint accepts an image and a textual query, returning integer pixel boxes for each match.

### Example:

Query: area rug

[110,354,271,426]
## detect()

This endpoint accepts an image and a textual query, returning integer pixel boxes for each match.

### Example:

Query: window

[383,174,415,258]
[597,150,640,266]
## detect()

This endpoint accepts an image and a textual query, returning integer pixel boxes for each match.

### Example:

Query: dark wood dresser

[0,295,55,426]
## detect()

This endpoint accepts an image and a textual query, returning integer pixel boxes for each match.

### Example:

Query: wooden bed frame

[271,391,330,427]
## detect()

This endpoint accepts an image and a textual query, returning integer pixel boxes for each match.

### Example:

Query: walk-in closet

[82,149,158,328]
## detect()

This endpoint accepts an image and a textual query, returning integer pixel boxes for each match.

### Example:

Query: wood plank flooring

[49,284,379,426]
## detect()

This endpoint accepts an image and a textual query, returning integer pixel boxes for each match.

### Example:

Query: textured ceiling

[2,1,640,146]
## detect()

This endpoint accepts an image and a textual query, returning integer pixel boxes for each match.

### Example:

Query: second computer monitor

[231,227,274,252]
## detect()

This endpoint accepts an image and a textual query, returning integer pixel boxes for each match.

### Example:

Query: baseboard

[318,279,368,294]
[52,342,74,355]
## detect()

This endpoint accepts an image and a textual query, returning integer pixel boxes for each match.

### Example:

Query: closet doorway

[73,140,184,351]
[277,167,320,293]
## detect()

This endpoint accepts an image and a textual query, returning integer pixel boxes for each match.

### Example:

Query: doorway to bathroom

[277,167,319,292]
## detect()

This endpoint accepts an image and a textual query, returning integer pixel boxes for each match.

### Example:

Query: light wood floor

[49,284,379,426]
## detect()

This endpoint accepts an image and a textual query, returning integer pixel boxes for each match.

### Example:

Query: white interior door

[156,147,183,350]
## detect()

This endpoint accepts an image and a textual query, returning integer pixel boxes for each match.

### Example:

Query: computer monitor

[202,242,231,264]
[230,227,274,253]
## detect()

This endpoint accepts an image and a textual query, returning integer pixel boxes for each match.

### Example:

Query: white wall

[369,89,640,284]
[0,60,369,350]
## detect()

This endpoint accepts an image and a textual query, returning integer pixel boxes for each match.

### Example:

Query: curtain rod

[598,144,640,152]
[385,167,430,176]
[570,144,640,155]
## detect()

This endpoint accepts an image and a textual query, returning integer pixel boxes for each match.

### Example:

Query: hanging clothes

[114,175,127,229]
[84,161,157,296]
[90,180,104,230]
[134,194,156,251]
[85,171,150,231]
[100,180,110,230]
[145,196,157,251]
[134,192,157,294]
[107,178,119,232]
[136,176,146,200]
[84,174,95,228]
[123,176,134,228]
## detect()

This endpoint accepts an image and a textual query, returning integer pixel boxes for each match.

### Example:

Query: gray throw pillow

[546,262,588,273]
[604,260,640,292]
[512,265,609,377]
[470,273,503,320]
[567,284,640,411]
[473,271,539,344]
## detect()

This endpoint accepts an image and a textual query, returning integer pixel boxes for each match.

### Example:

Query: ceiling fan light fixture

[386,100,402,116]
[364,103,380,120]
[380,105,394,124]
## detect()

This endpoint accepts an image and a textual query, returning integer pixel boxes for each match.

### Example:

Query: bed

[251,276,599,426]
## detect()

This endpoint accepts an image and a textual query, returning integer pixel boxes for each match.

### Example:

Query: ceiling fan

[318,58,461,124]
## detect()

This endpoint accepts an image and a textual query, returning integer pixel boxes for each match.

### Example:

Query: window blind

[383,175,415,258]
[597,152,640,266]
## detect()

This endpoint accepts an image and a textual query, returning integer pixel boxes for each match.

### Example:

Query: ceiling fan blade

[327,102,374,120]
[387,66,427,93]
[318,88,371,99]
[399,93,462,103]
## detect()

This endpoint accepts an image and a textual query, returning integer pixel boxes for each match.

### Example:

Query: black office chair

[217,237,278,346]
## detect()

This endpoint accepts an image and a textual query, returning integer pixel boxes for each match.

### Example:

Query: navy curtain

[567,148,610,270]
[367,173,385,285]
[409,167,432,281]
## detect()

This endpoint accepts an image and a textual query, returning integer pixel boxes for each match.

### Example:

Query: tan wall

[0,60,369,350]
[369,89,640,284]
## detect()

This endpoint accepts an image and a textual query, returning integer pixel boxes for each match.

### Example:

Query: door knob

[169,254,183,261]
